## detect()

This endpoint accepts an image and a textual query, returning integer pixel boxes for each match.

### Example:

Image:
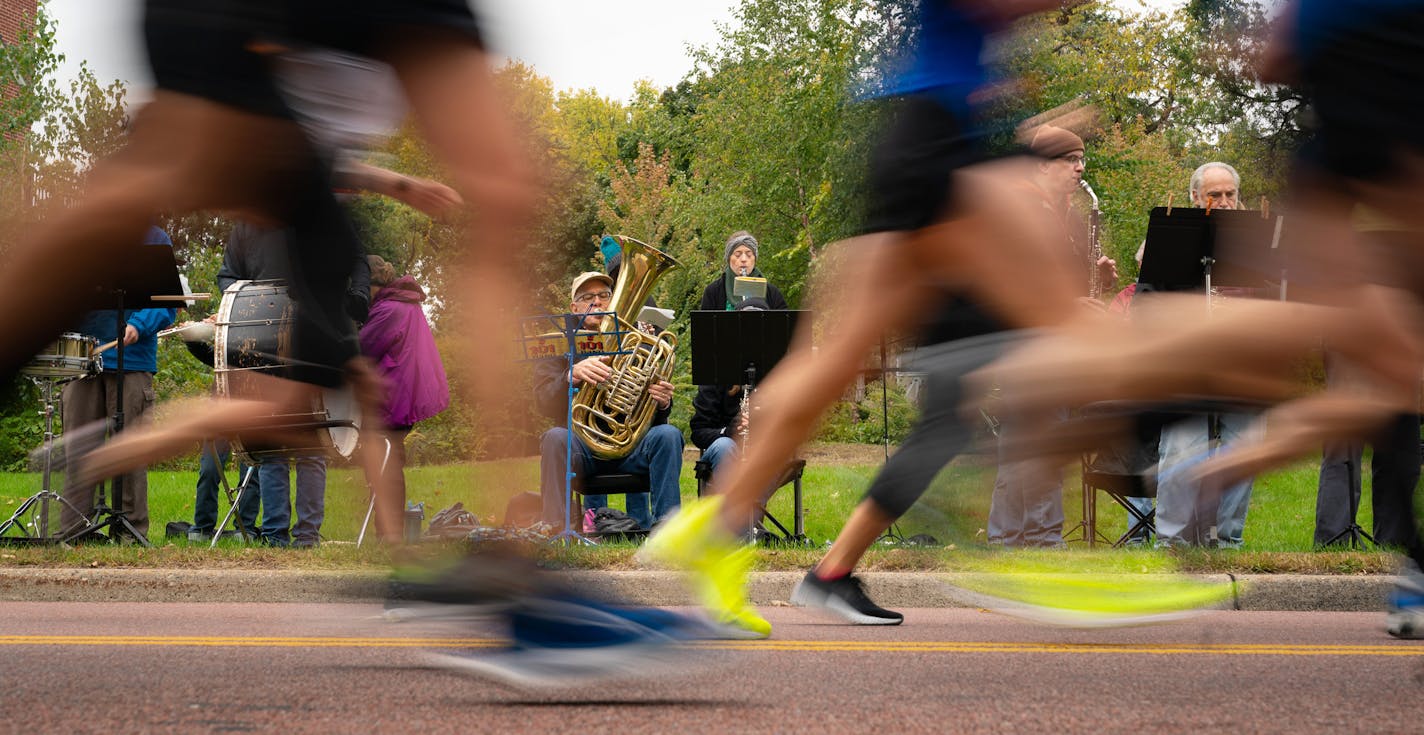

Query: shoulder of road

[0,569,1400,612]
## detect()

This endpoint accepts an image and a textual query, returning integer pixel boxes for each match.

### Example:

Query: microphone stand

[874,335,904,544]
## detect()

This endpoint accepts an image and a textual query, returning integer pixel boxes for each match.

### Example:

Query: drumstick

[92,340,118,356]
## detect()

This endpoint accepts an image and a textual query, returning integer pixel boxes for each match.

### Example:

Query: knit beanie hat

[598,235,622,266]
[1028,125,1085,159]
[724,231,759,265]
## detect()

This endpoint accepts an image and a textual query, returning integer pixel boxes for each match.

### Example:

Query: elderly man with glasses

[533,271,683,533]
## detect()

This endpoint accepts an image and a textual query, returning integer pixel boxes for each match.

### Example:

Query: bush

[814,379,919,445]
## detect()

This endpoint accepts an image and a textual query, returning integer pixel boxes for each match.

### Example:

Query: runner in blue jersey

[641,1,1233,636]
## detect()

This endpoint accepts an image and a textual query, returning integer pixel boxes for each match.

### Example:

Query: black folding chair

[1078,403,1165,548]
[1084,464,1157,547]
[694,456,807,544]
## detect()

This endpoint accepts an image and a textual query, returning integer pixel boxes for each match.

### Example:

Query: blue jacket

[75,226,178,373]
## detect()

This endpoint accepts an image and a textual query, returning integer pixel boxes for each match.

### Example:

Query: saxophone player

[986,125,1117,548]
[534,272,683,532]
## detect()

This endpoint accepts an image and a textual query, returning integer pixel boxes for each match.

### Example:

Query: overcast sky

[45,0,740,102]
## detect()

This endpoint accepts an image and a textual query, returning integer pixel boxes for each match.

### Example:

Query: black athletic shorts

[144,1,293,118]
[861,94,990,235]
[144,0,484,117]
[287,0,485,59]
[1296,4,1424,182]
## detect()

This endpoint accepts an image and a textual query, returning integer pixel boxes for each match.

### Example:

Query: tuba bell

[571,235,680,459]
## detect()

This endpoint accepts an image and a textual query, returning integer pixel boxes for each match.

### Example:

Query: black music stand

[1121,207,1284,546]
[63,242,186,548]
[691,309,805,542]
[1138,207,1285,296]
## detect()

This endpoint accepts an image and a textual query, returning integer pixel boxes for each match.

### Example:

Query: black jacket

[689,383,743,450]
[698,276,789,312]
[218,221,372,324]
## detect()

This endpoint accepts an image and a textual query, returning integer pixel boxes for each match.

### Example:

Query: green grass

[0,448,1401,574]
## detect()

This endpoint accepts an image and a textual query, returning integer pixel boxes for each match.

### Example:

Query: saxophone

[571,236,680,459]
[1081,179,1103,299]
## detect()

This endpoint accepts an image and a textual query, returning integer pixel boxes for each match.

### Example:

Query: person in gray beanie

[698,231,790,311]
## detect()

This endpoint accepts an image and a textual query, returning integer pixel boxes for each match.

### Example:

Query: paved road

[2,602,1421,733]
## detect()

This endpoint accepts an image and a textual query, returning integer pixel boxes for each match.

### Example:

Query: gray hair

[1189,162,1241,203]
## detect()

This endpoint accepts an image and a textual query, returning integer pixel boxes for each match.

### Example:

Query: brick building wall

[0,0,36,44]
[2,0,38,199]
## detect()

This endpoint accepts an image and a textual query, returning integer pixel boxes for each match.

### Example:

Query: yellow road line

[0,636,500,649]
[0,635,1419,657]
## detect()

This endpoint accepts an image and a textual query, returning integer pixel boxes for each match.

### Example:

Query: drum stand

[209,442,260,548]
[0,377,91,544]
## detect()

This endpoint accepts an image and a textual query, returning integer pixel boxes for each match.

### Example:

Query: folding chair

[694,456,807,543]
[1083,463,1157,547]
[1078,402,1165,548]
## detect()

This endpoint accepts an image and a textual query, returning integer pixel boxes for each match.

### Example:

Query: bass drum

[213,280,360,460]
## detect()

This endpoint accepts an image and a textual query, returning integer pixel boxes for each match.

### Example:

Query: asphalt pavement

[2,602,1420,733]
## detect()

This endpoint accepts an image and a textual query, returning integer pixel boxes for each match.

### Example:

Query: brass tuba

[572,236,680,459]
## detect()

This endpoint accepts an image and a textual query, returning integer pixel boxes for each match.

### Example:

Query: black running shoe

[790,571,904,625]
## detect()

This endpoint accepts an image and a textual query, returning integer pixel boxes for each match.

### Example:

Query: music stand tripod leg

[1322,523,1376,550]
[357,437,394,547]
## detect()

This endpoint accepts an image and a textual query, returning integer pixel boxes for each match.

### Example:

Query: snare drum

[214,280,360,460]
[20,333,98,379]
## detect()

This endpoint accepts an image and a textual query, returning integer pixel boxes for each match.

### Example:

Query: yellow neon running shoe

[638,496,735,570]
[946,572,1238,628]
[691,544,771,639]
[638,497,771,639]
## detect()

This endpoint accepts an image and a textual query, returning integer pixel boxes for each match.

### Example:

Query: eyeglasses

[575,289,613,304]
[1058,154,1087,166]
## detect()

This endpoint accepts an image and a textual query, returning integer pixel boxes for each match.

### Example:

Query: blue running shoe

[1386,563,1424,640]
[424,594,704,689]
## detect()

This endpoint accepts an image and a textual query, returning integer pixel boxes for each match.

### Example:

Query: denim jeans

[259,455,327,546]
[191,438,260,535]
[1148,413,1255,547]
[701,436,738,473]
[988,414,1065,547]
[540,424,683,531]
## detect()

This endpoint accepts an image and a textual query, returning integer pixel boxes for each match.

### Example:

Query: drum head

[321,387,361,458]
[215,281,362,461]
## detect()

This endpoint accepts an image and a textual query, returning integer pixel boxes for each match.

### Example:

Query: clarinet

[737,265,752,449]
[1080,179,1103,299]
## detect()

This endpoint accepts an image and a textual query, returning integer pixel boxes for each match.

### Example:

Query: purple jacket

[359,276,450,428]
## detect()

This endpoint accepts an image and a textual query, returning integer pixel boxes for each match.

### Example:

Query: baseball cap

[570,271,614,301]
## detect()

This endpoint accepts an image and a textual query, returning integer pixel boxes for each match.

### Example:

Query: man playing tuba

[534,271,683,532]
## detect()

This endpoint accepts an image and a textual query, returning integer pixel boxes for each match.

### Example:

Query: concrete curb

[0,568,1398,612]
